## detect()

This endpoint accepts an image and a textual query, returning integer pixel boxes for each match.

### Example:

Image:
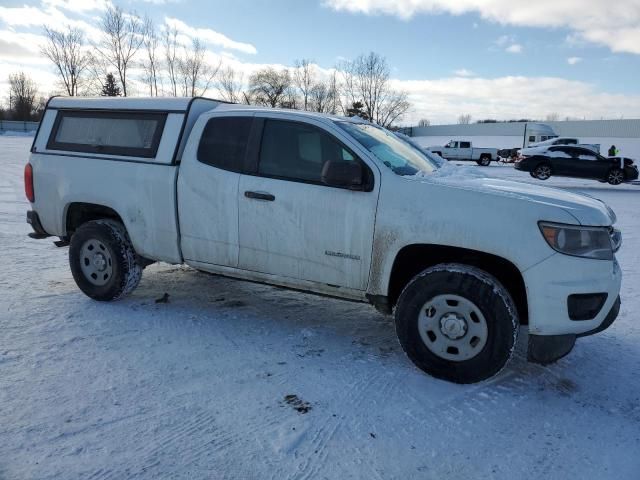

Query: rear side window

[198,117,253,172]
[258,120,357,183]
[47,110,167,158]
[460,141,471,148]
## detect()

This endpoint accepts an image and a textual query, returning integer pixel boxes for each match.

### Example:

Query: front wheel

[607,167,625,185]
[69,219,142,301]
[533,163,552,180]
[395,264,518,384]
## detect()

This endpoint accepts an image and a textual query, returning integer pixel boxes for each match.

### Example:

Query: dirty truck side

[25,97,623,384]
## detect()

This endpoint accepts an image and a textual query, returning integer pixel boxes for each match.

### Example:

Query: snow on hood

[409,166,615,226]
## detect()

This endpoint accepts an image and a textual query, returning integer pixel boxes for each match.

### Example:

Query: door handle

[244,191,275,201]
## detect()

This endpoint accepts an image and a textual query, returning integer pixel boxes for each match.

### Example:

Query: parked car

[427,140,498,166]
[515,145,639,185]
[521,137,600,156]
[26,97,623,384]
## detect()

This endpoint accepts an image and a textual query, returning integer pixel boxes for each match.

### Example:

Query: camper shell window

[47,110,167,158]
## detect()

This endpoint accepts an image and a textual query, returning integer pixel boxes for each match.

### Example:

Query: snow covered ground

[1,135,639,479]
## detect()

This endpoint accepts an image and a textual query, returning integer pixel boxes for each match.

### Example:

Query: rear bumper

[26,210,51,239]
[514,161,527,171]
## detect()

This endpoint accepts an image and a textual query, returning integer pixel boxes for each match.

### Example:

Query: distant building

[408,119,640,158]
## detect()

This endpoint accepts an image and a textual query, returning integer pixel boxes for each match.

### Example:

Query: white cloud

[323,0,640,55]
[567,56,582,65]
[164,17,257,55]
[506,43,523,53]
[394,75,640,124]
[494,34,512,47]
[493,35,522,54]
[0,4,103,42]
[453,68,475,77]
[42,0,110,13]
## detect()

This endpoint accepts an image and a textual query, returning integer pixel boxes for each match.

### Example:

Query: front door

[237,116,379,291]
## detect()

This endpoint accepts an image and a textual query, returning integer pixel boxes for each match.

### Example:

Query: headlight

[539,222,616,260]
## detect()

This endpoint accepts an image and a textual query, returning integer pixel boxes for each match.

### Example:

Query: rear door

[237,115,379,291]
[177,113,254,267]
[548,146,576,176]
[458,141,472,160]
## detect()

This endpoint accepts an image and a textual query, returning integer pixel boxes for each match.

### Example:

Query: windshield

[336,122,439,176]
[393,131,446,167]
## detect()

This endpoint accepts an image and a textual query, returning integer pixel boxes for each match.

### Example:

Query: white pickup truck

[25,97,623,383]
[428,140,499,166]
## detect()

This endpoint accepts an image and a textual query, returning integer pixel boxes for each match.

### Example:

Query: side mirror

[321,160,363,189]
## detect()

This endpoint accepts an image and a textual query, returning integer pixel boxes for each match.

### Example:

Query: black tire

[395,264,518,384]
[69,219,142,301]
[529,171,537,178]
[477,155,492,167]
[607,167,625,185]
[533,163,552,180]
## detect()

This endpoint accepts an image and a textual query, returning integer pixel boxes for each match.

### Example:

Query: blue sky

[1,0,639,124]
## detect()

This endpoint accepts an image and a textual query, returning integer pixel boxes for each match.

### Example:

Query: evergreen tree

[101,73,122,97]
[345,101,369,121]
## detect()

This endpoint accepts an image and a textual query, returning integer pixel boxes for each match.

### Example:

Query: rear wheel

[477,155,492,167]
[607,167,625,185]
[533,163,552,180]
[395,264,519,384]
[69,220,142,301]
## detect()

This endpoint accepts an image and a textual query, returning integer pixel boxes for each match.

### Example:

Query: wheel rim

[481,158,490,166]
[535,165,551,179]
[79,239,113,286]
[418,294,488,362]
[609,170,624,185]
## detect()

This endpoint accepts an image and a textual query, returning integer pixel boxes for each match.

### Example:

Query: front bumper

[528,296,620,364]
[523,252,622,336]
[624,166,639,181]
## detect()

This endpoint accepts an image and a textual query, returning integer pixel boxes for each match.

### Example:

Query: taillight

[24,163,34,202]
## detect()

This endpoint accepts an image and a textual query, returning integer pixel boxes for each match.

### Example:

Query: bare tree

[293,59,315,111]
[8,72,39,120]
[97,5,144,97]
[545,112,560,122]
[217,66,244,103]
[178,38,220,97]
[142,16,159,96]
[337,52,410,127]
[163,27,179,97]
[248,67,292,108]
[309,73,339,114]
[418,118,431,127]
[457,114,472,124]
[41,26,91,96]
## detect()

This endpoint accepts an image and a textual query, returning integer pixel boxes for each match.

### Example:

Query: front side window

[47,110,166,158]
[258,120,357,183]
[198,116,253,172]
[337,121,439,176]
